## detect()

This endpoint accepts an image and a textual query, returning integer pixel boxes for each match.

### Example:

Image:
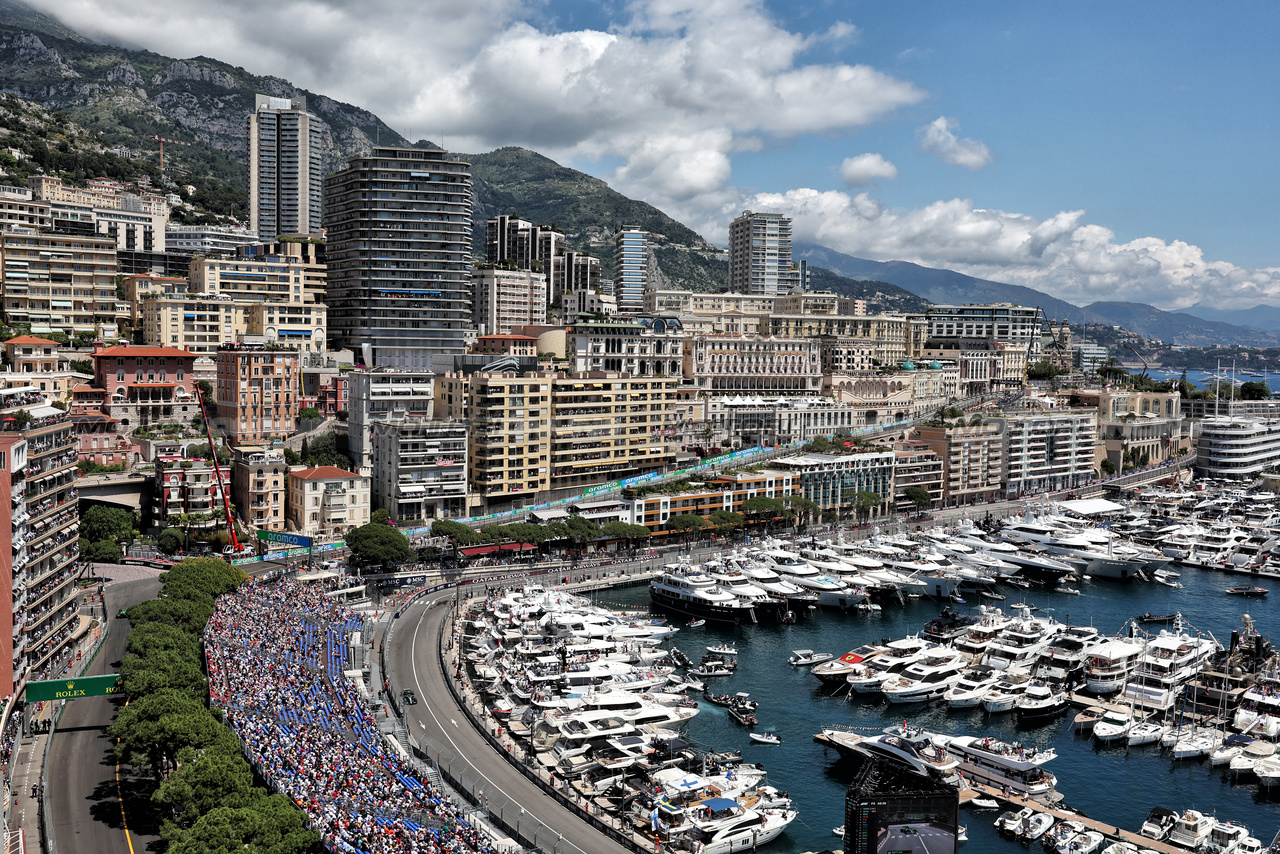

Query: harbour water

[601,562,1280,852]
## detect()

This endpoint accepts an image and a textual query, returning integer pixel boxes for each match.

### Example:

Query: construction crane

[195,389,245,554]
[1123,343,1150,382]
[147,134,191,169]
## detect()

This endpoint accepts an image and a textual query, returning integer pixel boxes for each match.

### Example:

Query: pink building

[90,342,198,429]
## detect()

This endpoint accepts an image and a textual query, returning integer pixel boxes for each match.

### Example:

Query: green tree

[371,508,390,525]
[84,539,123,564]
[152,750,261,834]
[109,689,238,777]
[1026,360,1059,380]
[167,795,318,854]
[126,622,200,661]
[123,597,216,635]
[117,648,207,697]
[346,520,414,566]
[80,505,136,543]
[1240,381,1271,400]
[666,513,706,546]
[298,407,321,420]
[431,518,482,545]
[903,486,934,515]
[1101,458,1117,475]
[851,490,883,524]
[782,496,820,529]
[600,520,652,544]
[157,527,184,555]
[707,510,744,533]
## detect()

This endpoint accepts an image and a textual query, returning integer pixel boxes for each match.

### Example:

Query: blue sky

[33,0,1280,310]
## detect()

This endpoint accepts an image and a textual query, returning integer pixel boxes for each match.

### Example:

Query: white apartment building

[1194,419,1280,479]
[684,334,822,392]
[472,267,548,335]
[348,369,437,472]
[987,409,1099,498]
[287,466,370,537]
[165,225,260,256]
[247,94,323,238]
[727,210,803,295]
[565,317,684,377]
[369,417,468,521]
[923,303,1043,361]
[771,450,896,510]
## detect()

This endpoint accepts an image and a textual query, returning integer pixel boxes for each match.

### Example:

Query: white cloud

[736,187,1280,311]
[30,0,925,207]
[839,153,897,186]
[919,116,994,170]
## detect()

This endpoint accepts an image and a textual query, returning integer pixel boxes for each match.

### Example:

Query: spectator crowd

[206,580,498,854]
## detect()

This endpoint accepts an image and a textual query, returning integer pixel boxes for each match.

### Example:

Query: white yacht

[984,612,1064,671]
[1234,669,1280,738]
[1168,810,1218,850]
[945,665,1003,708]
[937,734,1058,801]
[953,609,1016,660]
[1084,634,1146,694]
[850,723,960,776]
[681,799,797,854]
[649,564,756,624]
[845,639,939,695]
[880,650,968,704]
[811,643,887,685]
[981,671,1033,713]
[1123,617,1222,711]
[1036,625,1102,683]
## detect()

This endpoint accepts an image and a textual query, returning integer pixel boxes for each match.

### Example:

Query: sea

[600,567,1280,853]
[1150,368,1273,390]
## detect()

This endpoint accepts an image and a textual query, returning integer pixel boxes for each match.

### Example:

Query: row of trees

[108,557,318,853]
[79,505,141,566]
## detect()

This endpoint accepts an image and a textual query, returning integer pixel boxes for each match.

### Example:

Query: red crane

[147,134,191,169]
[196,388,242,553]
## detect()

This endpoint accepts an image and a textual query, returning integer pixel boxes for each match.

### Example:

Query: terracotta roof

[291,465,360,481]
[93,345,196,359]
[5,335,61,346]
[72,384,105,394]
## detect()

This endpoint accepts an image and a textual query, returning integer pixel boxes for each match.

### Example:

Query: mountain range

[0,1,1273,347]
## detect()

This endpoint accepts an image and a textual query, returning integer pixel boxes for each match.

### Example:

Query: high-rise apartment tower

[728,210,804,295]
[247,95,323,239]
[324,147,473,367]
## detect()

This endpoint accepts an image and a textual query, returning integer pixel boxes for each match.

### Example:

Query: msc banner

[27,674,120,702]
[256,531,313,547]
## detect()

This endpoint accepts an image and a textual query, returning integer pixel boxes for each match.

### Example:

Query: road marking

[115,699,137,854]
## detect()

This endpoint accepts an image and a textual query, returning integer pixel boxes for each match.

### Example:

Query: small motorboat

[749,731,781,745]
[789,649,834,666]
[1138,612,1177,624]
[707,643,739,655]
[833,825,845,838]
[1073,705,1108,734]
[687,619,706,628]
[857,601,883,613]
[996,808,1034,836]
[1072,830,1106,854]
[1153,570,1183,588]
[1227,586,1269,597]
[1053,586,1081,596]
[951,594,968,604]
[689,663,735,677]
[1131,722,1172,747]
[1005,578,1032,589]
[980,591,1007,601]
[958,824,968,843]
[728,706,758,727]
[1016,811,1055,843]
[970,797,1000,810]
[1139,807,1177,841]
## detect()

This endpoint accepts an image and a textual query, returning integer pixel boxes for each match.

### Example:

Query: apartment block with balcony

[892,441,943,512]
[0,231,123,336]
[565,317,684,377]
[549,373,677,493]
[683,334,822,393]
[434,371,553,508]
[287,466,370,537]
[472,267,547,335]
[369,417,468,521]
[986,409,1099,498]
[771,450,895,511]
[923,303,1043,362]
[1068,388,1186,473]
[914,423,1005,507]
[626,469,798,533]
[232,446,287,532]
[154,456,231,530]
[764,314,927,365]
[348,369,437,472]
[6,401,81,683]
[91,342,198,430]
[215,341,300,445]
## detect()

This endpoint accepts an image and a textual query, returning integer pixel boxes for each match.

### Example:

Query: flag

[651,807,659,832]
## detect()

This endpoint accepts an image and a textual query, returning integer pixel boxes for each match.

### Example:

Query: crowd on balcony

[207,580,498,854]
